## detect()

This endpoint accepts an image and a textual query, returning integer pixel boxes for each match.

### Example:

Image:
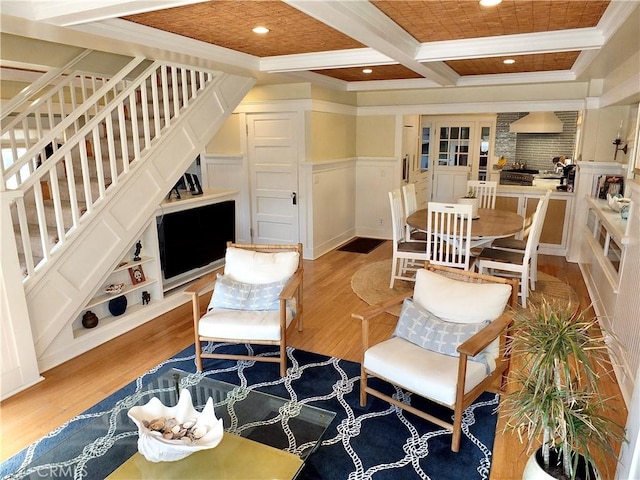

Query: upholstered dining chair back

[467,180,497,209]
[185,242,303,376]
[354,263,518,452]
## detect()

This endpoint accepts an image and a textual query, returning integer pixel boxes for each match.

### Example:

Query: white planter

[522,448,600,480]
[458,197,479,219]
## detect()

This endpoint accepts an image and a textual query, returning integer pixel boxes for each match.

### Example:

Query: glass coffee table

[18,369,335,479]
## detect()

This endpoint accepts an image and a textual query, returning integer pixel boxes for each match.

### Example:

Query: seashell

[128,389,223,462]
[171,424,182,434]
[182,419,196,429]
[149,418,166,431]
[164,418,178,430]
[162,431,174,440]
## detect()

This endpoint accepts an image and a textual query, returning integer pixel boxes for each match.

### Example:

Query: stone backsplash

[495,111,578,172]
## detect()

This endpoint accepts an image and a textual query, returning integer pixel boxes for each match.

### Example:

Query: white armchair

[185,243,303,376]
[353,263,518,452]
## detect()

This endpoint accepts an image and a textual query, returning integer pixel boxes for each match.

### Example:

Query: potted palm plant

[500,297,626,480]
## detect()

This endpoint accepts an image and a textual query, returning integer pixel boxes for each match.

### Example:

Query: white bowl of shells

[607,193,631,213]
[127,389,224,462]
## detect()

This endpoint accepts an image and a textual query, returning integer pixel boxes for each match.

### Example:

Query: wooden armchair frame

[184,242,303,377]
[353,262,518,452]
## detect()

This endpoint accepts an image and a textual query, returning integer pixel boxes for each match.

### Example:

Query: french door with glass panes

[429,121,495,202]
[431,124,473,202]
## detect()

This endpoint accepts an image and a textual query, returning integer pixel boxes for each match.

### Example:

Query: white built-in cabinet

[572,162,639,407]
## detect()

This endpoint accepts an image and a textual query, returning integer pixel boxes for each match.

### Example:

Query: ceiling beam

[416,28,605,63]
[284,0,458,86]
[0,0,209,26]
[261,48,395,73]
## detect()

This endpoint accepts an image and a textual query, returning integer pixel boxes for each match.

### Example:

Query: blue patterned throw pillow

[394,298,489,360]
[209,274,288,311]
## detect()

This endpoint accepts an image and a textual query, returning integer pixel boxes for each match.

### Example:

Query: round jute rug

[351,259,579,316]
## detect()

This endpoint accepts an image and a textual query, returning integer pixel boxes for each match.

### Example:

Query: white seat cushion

[364,336,491,407]
[224,247,299,284]
[198,305,295,342]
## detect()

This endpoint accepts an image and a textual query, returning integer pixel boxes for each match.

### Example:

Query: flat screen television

[157,200,235,280]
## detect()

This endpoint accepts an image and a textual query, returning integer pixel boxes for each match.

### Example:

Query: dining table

[406,207,524,249]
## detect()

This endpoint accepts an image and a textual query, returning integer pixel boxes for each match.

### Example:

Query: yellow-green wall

[308,111,356,161]
[356,115,396,157]
[206,114,241,154]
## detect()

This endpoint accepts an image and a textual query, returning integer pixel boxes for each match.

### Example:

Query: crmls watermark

[37,465,87,477]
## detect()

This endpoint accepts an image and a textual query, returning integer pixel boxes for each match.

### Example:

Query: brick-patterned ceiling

[120,0,611,84]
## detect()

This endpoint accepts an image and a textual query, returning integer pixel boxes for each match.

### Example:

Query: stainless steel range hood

[509,112,563,134]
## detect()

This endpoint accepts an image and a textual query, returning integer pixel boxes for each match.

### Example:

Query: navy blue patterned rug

[1,343,498,479]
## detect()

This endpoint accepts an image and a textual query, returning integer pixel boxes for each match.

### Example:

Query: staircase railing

[1,49,94,122]
[3,60,217,282]
[1,56,146,190]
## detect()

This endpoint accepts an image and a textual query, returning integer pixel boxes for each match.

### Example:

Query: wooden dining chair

[389,189,429,287]
[476,191,550,307]
[402,183,427,242]
[467,180,497,209]
[426,202,473,270]
[491,191,552,286]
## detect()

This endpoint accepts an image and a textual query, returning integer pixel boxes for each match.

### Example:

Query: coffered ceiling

[1,0,638,91]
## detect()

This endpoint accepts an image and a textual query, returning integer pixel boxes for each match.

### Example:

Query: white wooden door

[431,124,472,202]
[247,113,299,245]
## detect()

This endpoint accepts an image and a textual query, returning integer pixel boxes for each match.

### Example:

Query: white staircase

[1,54,254,395]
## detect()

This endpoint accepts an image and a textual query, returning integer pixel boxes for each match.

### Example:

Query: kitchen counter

[497,178,573,195]
[494,184,574,256]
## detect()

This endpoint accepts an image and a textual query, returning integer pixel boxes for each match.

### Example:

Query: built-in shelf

[583,197,630,294]
[85,257,156,309]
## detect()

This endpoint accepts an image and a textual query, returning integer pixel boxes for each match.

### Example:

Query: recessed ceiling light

[252,26,269,34]
[362,68,373,74]
[503,59,516,65]
[479,0,502,6]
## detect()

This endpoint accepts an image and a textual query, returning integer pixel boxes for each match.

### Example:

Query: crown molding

[357,99,586,116]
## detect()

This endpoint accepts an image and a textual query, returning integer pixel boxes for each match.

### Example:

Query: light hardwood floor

[0,241,628,478]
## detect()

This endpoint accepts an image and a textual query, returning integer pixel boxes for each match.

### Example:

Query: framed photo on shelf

[128,265,146,285]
